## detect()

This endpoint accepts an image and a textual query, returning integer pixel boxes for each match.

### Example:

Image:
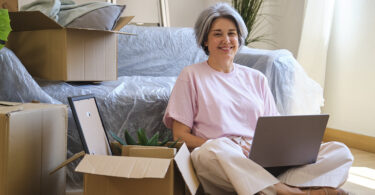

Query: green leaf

[109,131,126,145]
[147,132,159,146]
[124,130,137,145]
[158,136,170,146]
[137,128,148,145]
[231,0,267,46]
[168,138,180,148]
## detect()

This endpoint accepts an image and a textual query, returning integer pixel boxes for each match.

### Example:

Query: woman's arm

[172,120,207,150]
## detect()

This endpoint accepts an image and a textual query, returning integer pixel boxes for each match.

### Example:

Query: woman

[163,3,353,195]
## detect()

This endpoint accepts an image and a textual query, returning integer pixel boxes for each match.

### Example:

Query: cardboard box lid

[75,155,171,179]
[0,101,23,113]
[0,0,18,12]
[174,143,200,195]
[9,11,134,34]
[0,101,66,114]
[9,11,63,31]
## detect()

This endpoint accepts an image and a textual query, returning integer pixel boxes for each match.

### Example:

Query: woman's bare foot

[274,183,306,195]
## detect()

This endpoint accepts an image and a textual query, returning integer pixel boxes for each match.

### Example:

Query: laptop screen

[249,114,329,168]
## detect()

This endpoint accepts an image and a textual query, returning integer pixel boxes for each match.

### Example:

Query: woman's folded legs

[191,138,353,195]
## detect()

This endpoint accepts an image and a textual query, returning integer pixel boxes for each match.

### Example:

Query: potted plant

[232,0,267,46]
[110,129,180,155]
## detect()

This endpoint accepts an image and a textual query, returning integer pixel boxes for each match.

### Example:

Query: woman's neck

[207,57,234,73]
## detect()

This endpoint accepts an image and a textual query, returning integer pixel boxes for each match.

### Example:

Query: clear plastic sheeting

[234,47,324,114]
[118,25,208,77]
[0,25,323,191]
[0,47,59,104]
[0,47,177,190]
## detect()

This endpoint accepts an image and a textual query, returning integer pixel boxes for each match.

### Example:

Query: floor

[66,148,375,195]
[341,148,375,195]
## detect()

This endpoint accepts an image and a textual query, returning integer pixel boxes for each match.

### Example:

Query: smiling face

[205,17,239,61]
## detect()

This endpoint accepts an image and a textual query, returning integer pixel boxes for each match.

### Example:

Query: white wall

[251,0,305,57]
[117,0,161,24]
[167,0,230,27]
[322,0,375,137]
[167,0,305,58]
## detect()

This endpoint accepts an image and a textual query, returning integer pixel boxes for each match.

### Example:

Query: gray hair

[194,3,248,55]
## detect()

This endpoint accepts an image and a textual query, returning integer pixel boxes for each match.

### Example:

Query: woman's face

[205,17,239,60]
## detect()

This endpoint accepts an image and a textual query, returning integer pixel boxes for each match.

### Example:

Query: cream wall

[167,0,305,58]
[167,0,230,27]
[322,0,375,137]
[251,0,305,57]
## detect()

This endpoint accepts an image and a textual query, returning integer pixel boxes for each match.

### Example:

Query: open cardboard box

[6,11,134,81]
[64,143,201,195]
[0,101,67,195]
[52,95,201,194]
[0,0,18,11]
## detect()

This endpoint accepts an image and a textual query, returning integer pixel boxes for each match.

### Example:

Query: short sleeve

[261,76,280,116]
[163,70,196,129]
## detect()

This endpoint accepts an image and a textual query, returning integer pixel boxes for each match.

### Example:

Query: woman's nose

[222,35,230,43]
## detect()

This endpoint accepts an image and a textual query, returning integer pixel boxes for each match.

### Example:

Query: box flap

[0,101,22,106]
[174,143,200,195]
[122,145,176,158]
[0,0,18,12]
[9,11,63,31]
[113,16,134,31]
[75,155,171,179]
[0,101,23,114]
[65,16,135,34]
[65,27,136,35]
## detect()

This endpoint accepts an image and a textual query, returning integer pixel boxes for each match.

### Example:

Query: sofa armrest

[234,47,324,115]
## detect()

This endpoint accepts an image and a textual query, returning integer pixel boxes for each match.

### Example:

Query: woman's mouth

[219,46,233,52]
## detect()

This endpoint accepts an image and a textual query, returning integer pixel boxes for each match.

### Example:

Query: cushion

[67,5,125,30]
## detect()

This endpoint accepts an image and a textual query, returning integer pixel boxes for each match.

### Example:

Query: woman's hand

[241,144,250,157]
[230,137,251,157]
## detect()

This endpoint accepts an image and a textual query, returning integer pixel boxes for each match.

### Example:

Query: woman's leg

[191,137,279,195]
[278,141,354,188]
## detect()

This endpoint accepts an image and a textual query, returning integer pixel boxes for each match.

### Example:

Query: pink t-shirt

[163,61,279,139]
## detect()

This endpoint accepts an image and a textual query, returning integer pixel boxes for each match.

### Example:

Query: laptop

[68,94,112,156]
[249,115,329,176]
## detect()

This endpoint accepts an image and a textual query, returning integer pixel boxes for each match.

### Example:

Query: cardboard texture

[0,0,17,11]
[75,143,200,195]
[0,102,67,195]
[6,11,134,81]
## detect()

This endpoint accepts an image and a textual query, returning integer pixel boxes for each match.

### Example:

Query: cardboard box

[6,11,134,81]
[75,143,201,195]
[0,101,67,195]
[0,0,18,11]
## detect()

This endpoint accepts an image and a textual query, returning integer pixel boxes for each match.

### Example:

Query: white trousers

[191,137,353,195]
